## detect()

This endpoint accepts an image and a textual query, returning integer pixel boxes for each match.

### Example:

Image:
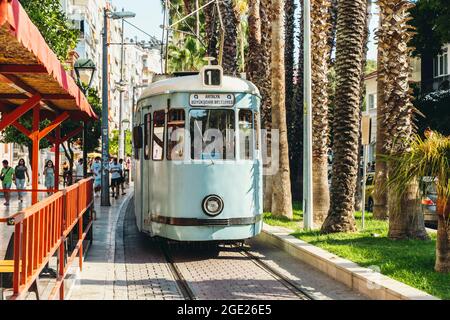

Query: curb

[113,191,134,299]
[259,224,439,300]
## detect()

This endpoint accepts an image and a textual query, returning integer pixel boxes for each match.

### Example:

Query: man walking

[109,158,121,199]
[1,160,14,206]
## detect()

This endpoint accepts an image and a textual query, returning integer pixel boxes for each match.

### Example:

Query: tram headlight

[202,195,224,216]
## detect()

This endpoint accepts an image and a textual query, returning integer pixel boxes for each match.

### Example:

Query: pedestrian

[43,160,55,196]
[119,158,126,195]
[1,160,14,206]
[91,157,102,197]
[109,158,121,199]
[75,158,84,182]
[62,161,69,186]
[14,158,29,203]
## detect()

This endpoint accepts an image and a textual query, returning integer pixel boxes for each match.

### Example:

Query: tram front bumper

[149,215,263,241]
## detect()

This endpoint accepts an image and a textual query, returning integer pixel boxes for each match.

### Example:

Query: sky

[109,0,378,60]
[110,0,165,42]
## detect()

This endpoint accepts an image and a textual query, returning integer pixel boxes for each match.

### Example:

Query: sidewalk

[68,189,133,300]
[0,185,56,260]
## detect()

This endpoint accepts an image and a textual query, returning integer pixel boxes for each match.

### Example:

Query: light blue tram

[132,65,263,241]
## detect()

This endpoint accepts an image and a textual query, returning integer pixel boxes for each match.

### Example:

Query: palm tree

[387,133,450,272]
[321,0,368,233]
[354,0,372,211]
[292,0,305,203]
[373,3,389,220]
[204,0,219,59]
[311,0,331,226]
[259,0,273,127]
[270,0,293,219]
[247,0,273,212]
[285,0,299,201]
[378,0,428,240]
[220,0,239,75]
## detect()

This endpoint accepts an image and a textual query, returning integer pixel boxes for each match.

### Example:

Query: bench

[0,260,39,300]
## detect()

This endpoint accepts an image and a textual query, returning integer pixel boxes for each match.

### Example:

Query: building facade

[363,56,422,163]
[61,0,162,138]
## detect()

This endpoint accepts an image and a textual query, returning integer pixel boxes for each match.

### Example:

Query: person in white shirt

[75,158,84,182]
[109,157,121,199]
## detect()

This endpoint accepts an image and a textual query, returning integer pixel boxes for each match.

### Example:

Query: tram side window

[152,110,165,161]
[132,126,143,160]
[144,114,151,160]
[167,109,185,160]
[190,109,235,160]
[239,110,254,160]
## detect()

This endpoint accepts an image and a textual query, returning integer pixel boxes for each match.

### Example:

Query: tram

[132,65,263,241]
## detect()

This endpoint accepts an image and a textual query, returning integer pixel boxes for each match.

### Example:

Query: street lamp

[74,58,96,178]
[111,9,136,162]
[303,0,314,230]
[74,58,96,93]
[101,7,135,207]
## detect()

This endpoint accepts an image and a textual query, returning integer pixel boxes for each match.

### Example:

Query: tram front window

[190,109,235,160]
[239,110,254,160]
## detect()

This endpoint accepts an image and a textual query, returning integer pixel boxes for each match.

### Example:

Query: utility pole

[118,10,126,161]
[101,8,111,207]
[303,0,313,230]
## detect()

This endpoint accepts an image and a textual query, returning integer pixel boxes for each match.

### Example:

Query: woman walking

[43,160,55,196]
[91,156,102,197]
[14,158,29,202]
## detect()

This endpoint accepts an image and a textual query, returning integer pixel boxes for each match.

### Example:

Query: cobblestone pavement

[121,204,367,300]
[122,202,183,300]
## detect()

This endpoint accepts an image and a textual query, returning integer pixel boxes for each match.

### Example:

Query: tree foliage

[19,0,79,60]
[415,89,450,136]
[109,129,132,157]
[410,0,450,57]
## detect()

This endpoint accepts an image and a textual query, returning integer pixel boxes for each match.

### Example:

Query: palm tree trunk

[373,6,388,220]
[321,0,367,233]
[354,0,372,212]
[292,0,304,202]
[220,0,239,75]
[270,0,293,219]
[378,0,428,240]
[311,0,331,226]
[285,0,298,200]
[435,203,450,272]
[204,1,219,59]
[247,0,274,212]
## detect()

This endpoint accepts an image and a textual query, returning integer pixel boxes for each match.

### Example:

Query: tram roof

[139,73,261,102]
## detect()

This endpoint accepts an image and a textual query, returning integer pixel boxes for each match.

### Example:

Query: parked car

[421,176,438,229]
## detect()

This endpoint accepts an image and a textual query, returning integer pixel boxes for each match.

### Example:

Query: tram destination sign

[189,93,235,107]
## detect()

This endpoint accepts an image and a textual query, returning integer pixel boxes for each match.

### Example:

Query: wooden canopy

[0,0,98,121]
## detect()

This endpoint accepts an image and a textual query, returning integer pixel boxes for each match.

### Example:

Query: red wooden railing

[0,177,94,300]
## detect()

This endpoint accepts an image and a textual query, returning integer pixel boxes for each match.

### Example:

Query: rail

[0,177,94,300]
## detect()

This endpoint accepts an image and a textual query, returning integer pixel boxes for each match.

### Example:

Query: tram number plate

[190,93,235,107]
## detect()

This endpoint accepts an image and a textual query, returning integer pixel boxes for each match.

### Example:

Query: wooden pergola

[0,0,98,203]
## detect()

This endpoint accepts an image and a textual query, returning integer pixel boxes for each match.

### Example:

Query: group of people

[0,155,130,206]
[90,156,130,199]
[0,158,56,206]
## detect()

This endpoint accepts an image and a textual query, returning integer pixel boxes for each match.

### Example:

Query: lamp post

[101,7,135,207]
[74,58,96,178]
[114,9,136,161]
[303,0,314,230]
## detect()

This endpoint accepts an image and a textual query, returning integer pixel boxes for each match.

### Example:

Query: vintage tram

[132,65,263,241]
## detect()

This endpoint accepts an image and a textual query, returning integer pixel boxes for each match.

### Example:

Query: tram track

[238,247,315,300]
[159,240,315,301]
[160,241,197,300]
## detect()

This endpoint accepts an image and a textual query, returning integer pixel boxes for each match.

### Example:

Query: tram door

[143,111,152,233]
